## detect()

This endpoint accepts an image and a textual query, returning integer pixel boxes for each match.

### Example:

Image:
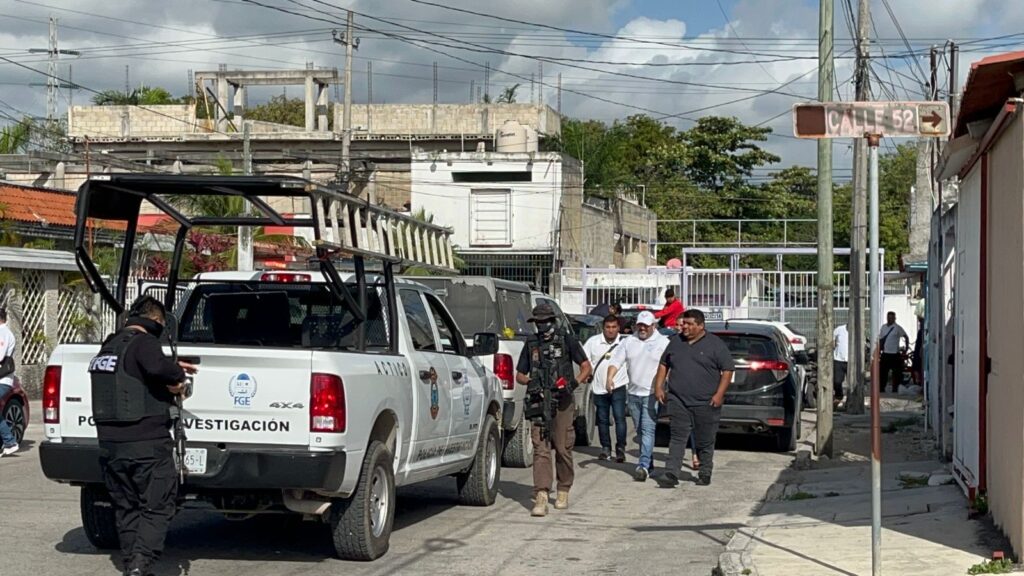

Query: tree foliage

[92,86,180,106]
[547,114,913,269]
[497,84,520,104]
[0,118,33,154]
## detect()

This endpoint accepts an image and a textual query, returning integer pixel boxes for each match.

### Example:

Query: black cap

[528,303,557,323]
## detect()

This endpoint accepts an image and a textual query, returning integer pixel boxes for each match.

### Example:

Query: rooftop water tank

[496,120,529,153]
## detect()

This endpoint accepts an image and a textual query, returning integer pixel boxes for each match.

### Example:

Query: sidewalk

[718,396,996,576]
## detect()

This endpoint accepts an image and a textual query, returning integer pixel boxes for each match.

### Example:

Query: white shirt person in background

[582,315,629,462]
[0,307,20,456]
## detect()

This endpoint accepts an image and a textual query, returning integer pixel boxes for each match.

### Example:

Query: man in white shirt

[583,315,629,462]
[833,324,849,409]
[879,311,910,393]
[606,311,670,482]
[0,307,20,456]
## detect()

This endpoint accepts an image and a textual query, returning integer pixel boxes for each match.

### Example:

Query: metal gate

[557,247,904,347]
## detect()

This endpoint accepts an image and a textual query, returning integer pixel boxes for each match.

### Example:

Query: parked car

[705,321,806,451]
[1,375,29,444]
[714,319,812,409]
[729,318,809,352]
[568,314,604,344]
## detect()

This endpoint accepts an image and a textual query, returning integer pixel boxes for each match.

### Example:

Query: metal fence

[557,266,914,347]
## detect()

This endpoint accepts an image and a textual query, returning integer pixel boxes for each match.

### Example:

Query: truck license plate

[184,448,207,474]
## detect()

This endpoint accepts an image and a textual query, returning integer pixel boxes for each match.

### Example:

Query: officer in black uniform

[515,303,591,518]
[90,296,197,576]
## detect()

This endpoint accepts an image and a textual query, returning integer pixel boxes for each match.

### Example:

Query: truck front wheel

[329,441,395,561]
[81,484,119,550]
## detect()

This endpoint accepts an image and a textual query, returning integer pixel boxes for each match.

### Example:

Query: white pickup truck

[38,175,503,561]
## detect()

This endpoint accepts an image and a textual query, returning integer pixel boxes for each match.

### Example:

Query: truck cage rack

[74,175,456,346]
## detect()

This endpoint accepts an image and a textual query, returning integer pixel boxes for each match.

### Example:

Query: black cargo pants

[99,438,178,571]
[664,396,722,480]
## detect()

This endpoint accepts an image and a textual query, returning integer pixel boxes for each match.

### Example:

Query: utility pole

[815,0,835,458]
[949,43,960,118]
[847,0,871,415]
[27,17,78,141]
[557,73,562,114]
[238,121,254,271]
[333,12,359,198]
[484,61,490,102]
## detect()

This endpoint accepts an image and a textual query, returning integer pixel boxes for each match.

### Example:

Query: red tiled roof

[0,183,125,230]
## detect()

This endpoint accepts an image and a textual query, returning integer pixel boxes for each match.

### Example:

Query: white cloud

[0,0,1016,174]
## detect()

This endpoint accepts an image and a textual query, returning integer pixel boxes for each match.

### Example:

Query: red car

[1,376,29,444]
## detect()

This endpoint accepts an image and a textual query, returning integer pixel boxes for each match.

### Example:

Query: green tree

[0,118,33,154]
[92,85,180,106]
[878,143,916,269]
[244,95,317,128]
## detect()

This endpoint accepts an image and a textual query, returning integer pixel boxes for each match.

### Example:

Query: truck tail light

[493,353,515,390]
[310,373,346,432]
[261,272,311,283]
[43,365,61,424]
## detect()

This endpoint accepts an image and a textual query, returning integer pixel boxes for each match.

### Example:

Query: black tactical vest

[90,328,170,423]
[526,333,575,388]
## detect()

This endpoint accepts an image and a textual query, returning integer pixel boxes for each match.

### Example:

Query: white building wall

[954,165,982,493]
[410,152,564,253]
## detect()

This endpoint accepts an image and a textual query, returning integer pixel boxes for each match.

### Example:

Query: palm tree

[0,119,32,154]
[497,84,521,104]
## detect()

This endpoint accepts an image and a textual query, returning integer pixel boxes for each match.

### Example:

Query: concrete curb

[716,524,763,575]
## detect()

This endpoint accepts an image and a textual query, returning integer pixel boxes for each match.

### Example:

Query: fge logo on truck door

[229,373,258,408]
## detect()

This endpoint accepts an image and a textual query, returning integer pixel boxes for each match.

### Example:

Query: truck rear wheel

[457,415,500,506]
[81,484,119,550]
[502,418,533,468]
[329,441,395,561]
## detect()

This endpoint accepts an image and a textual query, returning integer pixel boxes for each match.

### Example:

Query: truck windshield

[177,282,389,349]
[426,281,501,337]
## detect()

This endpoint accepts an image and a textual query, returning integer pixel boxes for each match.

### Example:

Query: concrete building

[410,150,655,293]
[936,50,1024,555]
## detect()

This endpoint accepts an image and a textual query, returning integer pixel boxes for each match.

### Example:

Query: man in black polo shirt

[654,309,734,487]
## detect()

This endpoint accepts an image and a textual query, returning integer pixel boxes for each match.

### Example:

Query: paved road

[4,403,794,576]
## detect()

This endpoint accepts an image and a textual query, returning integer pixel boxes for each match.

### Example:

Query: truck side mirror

[471,332,499,356]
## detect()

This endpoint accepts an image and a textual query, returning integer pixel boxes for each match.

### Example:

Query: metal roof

[0,246,78,272]
[954,51,1024,138]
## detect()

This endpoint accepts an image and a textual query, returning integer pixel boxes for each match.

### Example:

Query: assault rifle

[523,337,570,441]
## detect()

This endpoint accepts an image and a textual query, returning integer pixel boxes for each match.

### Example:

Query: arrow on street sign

[792,101,951,139]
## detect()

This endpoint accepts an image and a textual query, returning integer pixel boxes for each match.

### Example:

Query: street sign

[792,101,950,139]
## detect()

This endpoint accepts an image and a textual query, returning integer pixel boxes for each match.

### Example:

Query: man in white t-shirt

[0,307,20,456]
[583,315,629,462]
[606,311,670,482]
[833,324,849,408]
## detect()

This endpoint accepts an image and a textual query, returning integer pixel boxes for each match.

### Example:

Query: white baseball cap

[636,311,656,326]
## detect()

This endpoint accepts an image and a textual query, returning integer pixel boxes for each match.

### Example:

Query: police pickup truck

[38,175,503,561]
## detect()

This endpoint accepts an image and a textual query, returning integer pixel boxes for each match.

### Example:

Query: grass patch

[967,558,1015,574]
[742,570,752,575]
[825,491,841,498]
[899,476,929,489]
[785,491,817,501]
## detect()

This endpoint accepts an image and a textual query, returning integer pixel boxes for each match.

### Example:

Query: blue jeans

[593,387,627,454]
[628,393,658,471]
[0,384,16,447]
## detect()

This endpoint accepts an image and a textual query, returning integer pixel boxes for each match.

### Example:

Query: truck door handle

[451,371,463,381]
